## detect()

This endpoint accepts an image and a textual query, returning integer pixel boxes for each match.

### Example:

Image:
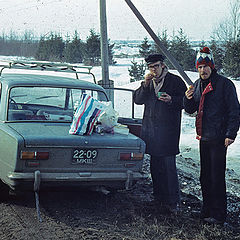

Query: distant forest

[0,30,38,58]
[0,29,115,66]
[129,0,240,81]
[0,19,240,80]
[128,26,240,80]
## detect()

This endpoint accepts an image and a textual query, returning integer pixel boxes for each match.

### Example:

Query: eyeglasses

[148,63,161,69]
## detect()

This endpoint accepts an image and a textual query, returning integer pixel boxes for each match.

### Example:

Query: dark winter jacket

[133,72,187,156]
[183,69,240,141]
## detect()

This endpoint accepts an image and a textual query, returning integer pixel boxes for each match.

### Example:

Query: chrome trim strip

[25,145,140,149]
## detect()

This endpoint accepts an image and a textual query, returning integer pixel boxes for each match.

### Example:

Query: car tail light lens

[120,153,131,160]
[21,151,35,160]
[36,152,49,160]
[120,152,143,161]
[21,151,49,160]
[132,153,144,160]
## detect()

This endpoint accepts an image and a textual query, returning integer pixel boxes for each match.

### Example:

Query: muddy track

[0,186,146,240]
[0,191,47,240]
[0,155,240,240]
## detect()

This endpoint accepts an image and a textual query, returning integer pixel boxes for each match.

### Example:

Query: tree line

[0,30,38,58]
[129,29,240,82]
[0,29,115,66]
[129,0,240,81]
[0,0,239,80]
[129,29,196,82]
[1,27,239,80]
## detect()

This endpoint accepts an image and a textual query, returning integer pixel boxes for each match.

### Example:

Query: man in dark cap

[184,47,239,225]
[133,53,187,213]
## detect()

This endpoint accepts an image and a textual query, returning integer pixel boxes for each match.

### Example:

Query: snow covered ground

[1,56,240,175]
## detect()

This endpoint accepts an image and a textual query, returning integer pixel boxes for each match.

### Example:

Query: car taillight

[21,151,35,160]
[21,151,49,160]
[120,152,143,161]
[36,152,49,160]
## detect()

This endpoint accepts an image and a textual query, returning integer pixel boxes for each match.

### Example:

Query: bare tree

[213,0,240,41]
[230,0,240,40]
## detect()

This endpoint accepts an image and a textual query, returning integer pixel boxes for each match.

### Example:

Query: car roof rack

[0,60,97,84]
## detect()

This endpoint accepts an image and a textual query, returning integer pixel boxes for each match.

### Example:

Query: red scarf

[196,82,213,140]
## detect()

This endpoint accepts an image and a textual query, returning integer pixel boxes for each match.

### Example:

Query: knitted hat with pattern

[196,47,215,69]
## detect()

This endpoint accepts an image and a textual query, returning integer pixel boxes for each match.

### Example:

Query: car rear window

[8,86,108,122]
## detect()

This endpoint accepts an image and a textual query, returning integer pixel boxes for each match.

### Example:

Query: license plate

[72,149,98,165]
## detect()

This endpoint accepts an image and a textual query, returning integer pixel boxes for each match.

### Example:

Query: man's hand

[185,85,194,99]
[158,93,172,103]
[144,73,155,86]
[225,138,234,147]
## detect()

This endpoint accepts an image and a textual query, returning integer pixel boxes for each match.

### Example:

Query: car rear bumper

[7,170,146,191]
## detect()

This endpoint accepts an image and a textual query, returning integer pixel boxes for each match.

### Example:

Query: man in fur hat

[133,54,187,213]
[184,47,240,225]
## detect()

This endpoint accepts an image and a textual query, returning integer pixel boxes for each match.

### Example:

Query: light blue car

[0,62,145,196]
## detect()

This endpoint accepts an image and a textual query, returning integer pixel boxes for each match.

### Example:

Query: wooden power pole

[99,0,114,102]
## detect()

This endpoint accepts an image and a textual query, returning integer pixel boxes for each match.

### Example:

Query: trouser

[199,139,227,222]
[150,155,180,207]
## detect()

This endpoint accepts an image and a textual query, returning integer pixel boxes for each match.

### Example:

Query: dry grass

[110,194,240,240]
[114,154,240,240]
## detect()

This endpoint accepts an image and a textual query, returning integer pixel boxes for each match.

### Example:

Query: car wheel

[0,180,9,201]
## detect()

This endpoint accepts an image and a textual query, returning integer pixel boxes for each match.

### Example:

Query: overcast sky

[0,0,230,41]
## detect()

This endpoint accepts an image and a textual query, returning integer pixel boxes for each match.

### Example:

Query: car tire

[0,180,9,201]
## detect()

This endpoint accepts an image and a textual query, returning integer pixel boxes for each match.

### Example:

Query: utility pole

[99,0,114,102]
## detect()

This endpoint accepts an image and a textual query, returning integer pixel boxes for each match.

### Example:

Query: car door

[108,87,143,138]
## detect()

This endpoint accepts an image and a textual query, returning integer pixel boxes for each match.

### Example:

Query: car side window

[112,88,143,119]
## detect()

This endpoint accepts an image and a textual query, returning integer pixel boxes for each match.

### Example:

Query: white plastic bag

[98,101,119,133]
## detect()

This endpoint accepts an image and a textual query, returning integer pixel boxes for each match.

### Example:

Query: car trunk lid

[8,123,145,172]
[9,122,142,148]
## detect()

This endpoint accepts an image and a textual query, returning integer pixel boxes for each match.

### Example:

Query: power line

[0,0,64,14]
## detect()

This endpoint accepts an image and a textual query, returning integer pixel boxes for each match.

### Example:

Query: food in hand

[152,72,157,77]
[158,91,167,97]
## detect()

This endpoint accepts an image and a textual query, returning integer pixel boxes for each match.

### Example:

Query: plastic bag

[98,101,118,133]
[69,93,105,135]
